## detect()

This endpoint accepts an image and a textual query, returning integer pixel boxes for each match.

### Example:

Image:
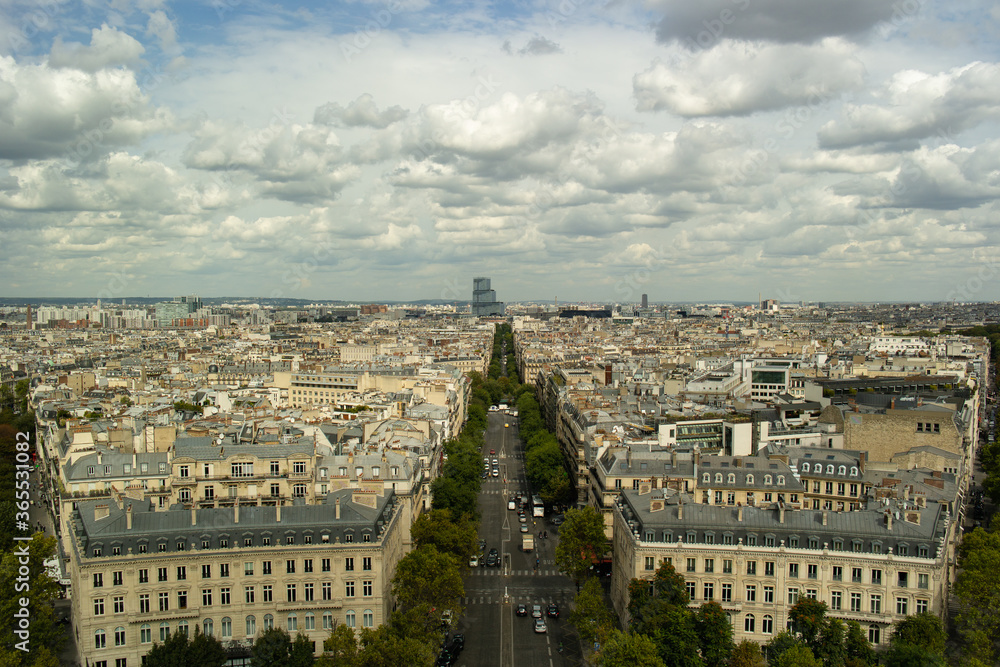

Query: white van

[508,499,517,510]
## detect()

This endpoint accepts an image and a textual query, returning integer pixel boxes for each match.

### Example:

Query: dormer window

[372,466,380,477]
[746,474,754,485]
[715,473,723,484]
[826,464,834,474]
[801,463,810,473]
[838,465,846,476]
[703,473,710,484]
[727,473,735,484]
[850,466,858,477]
[777,475,785,485]
[764,474,773,485]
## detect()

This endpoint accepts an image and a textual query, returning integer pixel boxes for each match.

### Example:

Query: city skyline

[1,1,999,302]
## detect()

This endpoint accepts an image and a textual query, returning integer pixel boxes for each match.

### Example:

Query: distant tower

[641,294,648,309]
[25,304,32,331]
[471,278,505,316]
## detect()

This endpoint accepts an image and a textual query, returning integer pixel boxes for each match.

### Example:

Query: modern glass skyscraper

[472,277,505,316]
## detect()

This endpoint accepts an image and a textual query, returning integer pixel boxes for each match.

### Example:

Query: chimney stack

[234,500,239,524]
[335,497,341,520]
[191,505,196,526]
[886,511,893,531]
[276,501,281,522]
[126,504,133,530]
[822,510,828,526]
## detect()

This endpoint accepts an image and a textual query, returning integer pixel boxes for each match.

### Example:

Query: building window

[304,559,314,573]
[687,558,696,573]
[645,556,654,571]
[918,573,929,589]
[898,572,908,588]
[763,586,774,603]
[220,564,229,577]
[203,618,213,637]
[140,624,151,643]
[346,610,356,628]
[263,585,272,603]
[158,593,169,612]
[221,588,231,605]
[323,612,334,630]
[705,559,714,573]
[158,567,167,583]
[263,614,274,631]
[246,615,256,637]
[807,564,817,579]
[831,591,842,610]
[159,623,169,642]
[138,569,148,584]
[746,561,757,575]
[686,581,696,599]
[203,590,212,606]
[346,557,354,571]
[744,614,755,633]
[287,584,297,602]
[363,610,374,628]
[94,598,105,615]
[221,618,232,639]
[788,588,799,605]
[288,614,298,632]
[788,563,799,578]
[305,612,315,630]
[245,586,255,604]
[722,584,733,602]
[762,615,773,634]
[869,625,880,645]
[178,591,187,609]
[916,598,928,613]
[851,593,862,612]
[113,596,124,614]
[852,568,862,583]
[94,629,107,649]
[703,583,714,600]
[139,595,149,614]
[745,585,756,602]
[896,597,908,615]
[871,569,881,585]
[262,561,272,575]
[322,558,331,572]
[870,594,881,614]
[202,564,211,578]
[723,559,733,574]
[94,573,104,588]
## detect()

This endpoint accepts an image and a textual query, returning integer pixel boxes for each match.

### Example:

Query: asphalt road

[451,412,581,667]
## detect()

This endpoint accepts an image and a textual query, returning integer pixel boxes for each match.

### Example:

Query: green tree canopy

[773,644,822,667]
[729,640,766,667]
[390,545,464,613]
[788,598,829,650]
[888,612,946,655]
[145,627,227,667]
[595,630,666,667]
[554,506,609,588]
[0,533,62,660]
[695,601,733,667]
[570,576,616,644]
[317,624,357,667]
[410,509,478,562]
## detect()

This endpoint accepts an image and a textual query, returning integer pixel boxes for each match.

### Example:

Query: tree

[695,602,734,667]
[411,509,478,562]
[595,630,666,667]
[773,644,822,667]
[570,576,616,643]
[0,533,62,658]
[880,643,947,667]
[145,627,227,667]
[289,633,315,667]
[729,640,766,667]
[644,605,703,667]
[251,627,295,666]
[765,631,805,665]
[889,612,945,655]
[954,523,1000,662]
[554,506,609,588]
[390,545,464,613]
[318,624,358,667]
[788,598,828,650]
[354,624,436,667]
[816,617,846,667]
[843,621,875,667]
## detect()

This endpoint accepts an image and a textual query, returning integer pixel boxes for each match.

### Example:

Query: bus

[532,495,545,518]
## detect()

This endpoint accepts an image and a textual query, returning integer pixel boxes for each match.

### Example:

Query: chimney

[191,505,197,526]
[903,485,910,501]
[822,510,828,526]
[737,506,743,522]
[890,398,895,410]
[126,504,133,530]
[234,500,239,524]
[858,452,866,472]
[335,497,341,520]
[276,502,281,522]
[886,511,893,531]
[779,504,785,524]
[734,458,742,468]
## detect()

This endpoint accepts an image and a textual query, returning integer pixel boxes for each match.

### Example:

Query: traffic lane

[455,584,504,667]
[512,606,561,667]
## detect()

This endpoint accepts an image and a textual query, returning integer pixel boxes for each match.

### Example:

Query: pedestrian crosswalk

[459,592,574,606]
[467,568,561,577]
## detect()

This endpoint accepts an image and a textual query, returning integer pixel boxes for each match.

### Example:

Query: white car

[469,555,479,567]
[534,618,547,633]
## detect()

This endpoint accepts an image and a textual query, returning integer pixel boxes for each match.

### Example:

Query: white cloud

[634,39,866,117]
[49,25,145,72]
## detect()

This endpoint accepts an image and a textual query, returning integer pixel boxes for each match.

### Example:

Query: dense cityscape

[2,283,1000,666]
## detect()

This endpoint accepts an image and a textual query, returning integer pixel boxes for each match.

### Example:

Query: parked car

[469,555,479,567]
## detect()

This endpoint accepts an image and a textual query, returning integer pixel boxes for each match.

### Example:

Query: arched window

[801,463,810,473]
[715,473,723,484]
[744,614,755,633]
[288,613,298,631]
[746,474,754,485]
[363,610,374,628]
[159,622,170,642]
[140,624,151,643]
[346,610,356,628]
[762,615,773,634]
[177,620,188,635]
[727,473,735,484]
[868,625,881,644]
[221,617,232,639]
[764,474,773,485]
[203,618,213,637]
[246,615,256,637]
[777,475,785,485]
[114,626,126,647]
[306,612,315,630]
[850,466,858,477]
[838,465,846,475]
[826,464,834,474]
[323,611,334,630]
[264,614,274,631]
[702,473,710,484]
[94,629,107,649]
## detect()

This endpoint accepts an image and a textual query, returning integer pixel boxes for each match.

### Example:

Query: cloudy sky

[1,0,999,303]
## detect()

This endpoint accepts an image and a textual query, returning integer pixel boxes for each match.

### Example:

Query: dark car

[485,554,498,567]
[449,634,465,655]
[516,604,528,617]
[435,649,452,666]
[547,603,560,618]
